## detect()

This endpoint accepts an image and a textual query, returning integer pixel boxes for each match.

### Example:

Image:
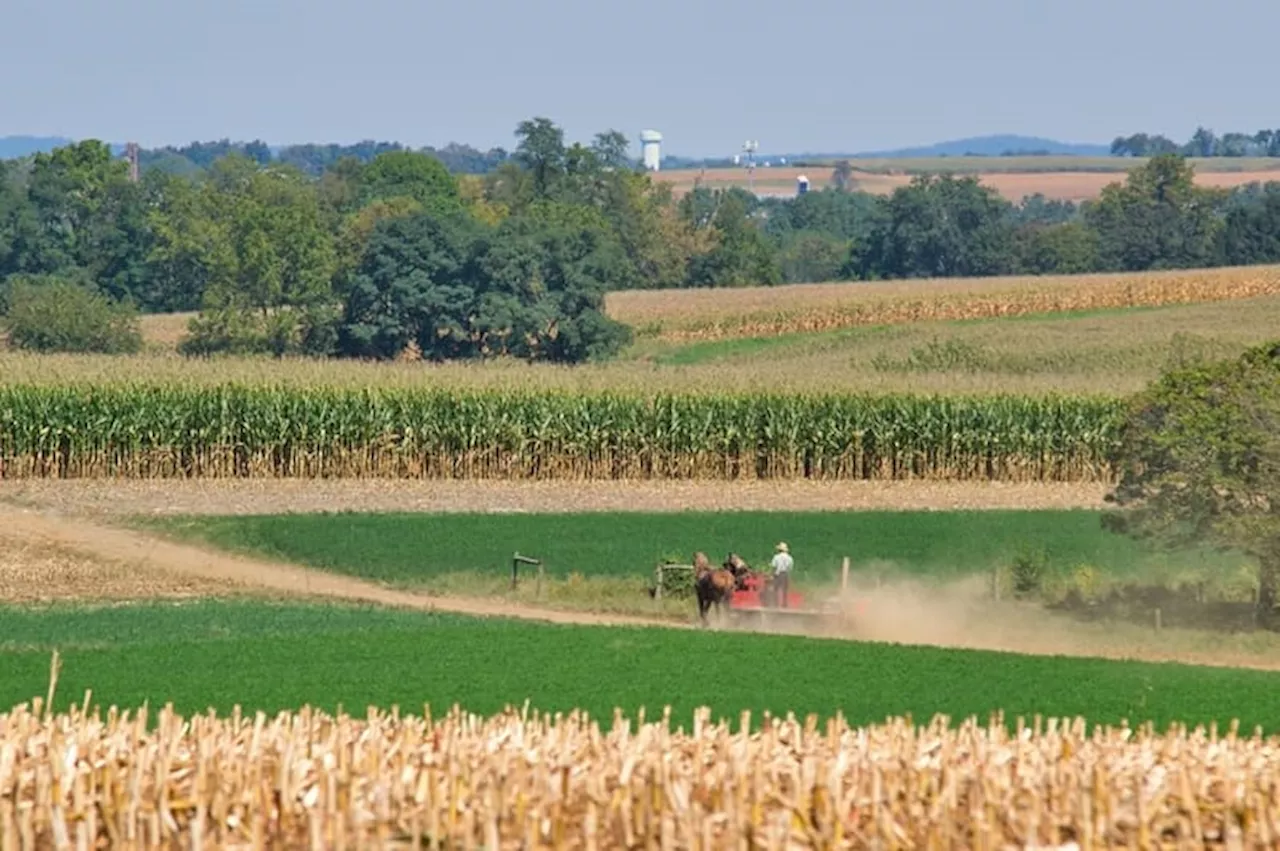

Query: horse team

[692,551,754,625]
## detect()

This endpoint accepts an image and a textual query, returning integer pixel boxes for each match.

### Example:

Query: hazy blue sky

[4,0,1277,156]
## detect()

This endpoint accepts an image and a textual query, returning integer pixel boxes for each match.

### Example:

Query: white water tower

[640,130,662,171]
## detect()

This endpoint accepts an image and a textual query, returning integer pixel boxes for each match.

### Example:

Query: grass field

[5,599,1280,732]
[144,509,1247,591]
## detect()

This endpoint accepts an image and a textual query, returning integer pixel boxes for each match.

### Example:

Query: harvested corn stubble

[1,695,1277,849]
[610,265,1280,342]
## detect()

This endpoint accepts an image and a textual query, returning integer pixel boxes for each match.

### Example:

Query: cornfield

[0,385,1123,482]
[607,265,1280,342]
[3,694,1277,848]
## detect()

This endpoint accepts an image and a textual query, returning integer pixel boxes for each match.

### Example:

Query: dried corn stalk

[2,695,1277,849]
[614,266,1280,342]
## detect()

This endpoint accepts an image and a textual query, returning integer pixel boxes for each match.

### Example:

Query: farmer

[770,542,793,608]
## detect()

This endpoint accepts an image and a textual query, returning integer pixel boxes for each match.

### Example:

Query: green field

[147,509,1248,591]
[0,384,1121,482]
[4,600,1280,732]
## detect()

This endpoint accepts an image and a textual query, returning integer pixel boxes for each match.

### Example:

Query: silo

[640,130,663,171]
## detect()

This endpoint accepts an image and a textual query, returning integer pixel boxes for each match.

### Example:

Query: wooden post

[512,553,541,592]
[992,567,1001,602]
[1155,608,1162,632]
[841,557,850,596]
[655,566,664,604]
[536,562,545,600]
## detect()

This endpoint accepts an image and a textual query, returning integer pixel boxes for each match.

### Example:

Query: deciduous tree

[1105,341,1280,627]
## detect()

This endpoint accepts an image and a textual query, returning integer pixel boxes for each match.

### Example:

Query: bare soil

[0,527,236,604]
[0,479,1109,518]
[0,505,682,629]
[654,166,1280,202]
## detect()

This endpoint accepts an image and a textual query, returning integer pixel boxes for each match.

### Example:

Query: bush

[1009,548,1050,598]
[1,278,142,354]
[178,305,340,358]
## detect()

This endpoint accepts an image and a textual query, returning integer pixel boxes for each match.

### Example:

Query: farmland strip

[0,384,1123,482]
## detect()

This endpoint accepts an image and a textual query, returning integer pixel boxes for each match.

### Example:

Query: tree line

[4,115,1280,363]
[1110,126,1280,158]
[134,139,511,178]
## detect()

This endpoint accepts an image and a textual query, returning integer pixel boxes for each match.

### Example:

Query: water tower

[640,130,663,171]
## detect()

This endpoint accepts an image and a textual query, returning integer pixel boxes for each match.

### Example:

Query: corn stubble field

[6,692,1280,849]
[610,265,1280,341]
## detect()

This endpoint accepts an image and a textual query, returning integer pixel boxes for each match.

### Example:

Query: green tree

[1013,222,1100,275]
[1,276,142,354]
[513,118,567,199]
[337,208,631,363]
[358,150,463,217]
[681,187,781,287]
[180,157,339,356]
[1083,154,1225,271]
[829,160,855,191]
[0,160,19,275]
[474,212,633,361]
[1218,182,1280,266]
[590,130,633,170]
[338,212,478,360]
[143,172,234,312]
[775,231,850,283]
[20,140,154,302]
[1104,341,1280,627]
[852,174,1016,279]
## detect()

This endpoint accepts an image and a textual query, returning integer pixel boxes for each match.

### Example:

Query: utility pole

[125,142,139,183]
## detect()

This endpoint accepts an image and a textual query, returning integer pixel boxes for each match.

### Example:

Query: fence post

[655,565,664,603]
[1155,608,1162,632]
[992,567,1001,602]
[536,561,545,600]
[512,552,541,592]
[841,557,850,596]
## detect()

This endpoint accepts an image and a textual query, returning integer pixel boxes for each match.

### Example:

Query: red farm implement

[651,556,865,632]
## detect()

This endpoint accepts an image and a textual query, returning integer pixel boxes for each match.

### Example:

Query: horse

[694,551,736,625]
[723,552,753,590]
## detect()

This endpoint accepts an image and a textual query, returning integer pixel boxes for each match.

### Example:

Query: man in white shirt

[770,542,793,608]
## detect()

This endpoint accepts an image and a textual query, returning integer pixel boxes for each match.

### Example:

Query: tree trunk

[1257,553,1280,631]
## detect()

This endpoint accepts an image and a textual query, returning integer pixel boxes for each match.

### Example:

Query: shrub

[178,305,340,358]
[1009,548,1051,597]
[1,278,142,354]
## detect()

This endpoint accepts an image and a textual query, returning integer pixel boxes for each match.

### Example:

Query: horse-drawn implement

[654,551,859,631]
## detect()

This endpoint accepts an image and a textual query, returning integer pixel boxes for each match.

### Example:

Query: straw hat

[775,542,789,553]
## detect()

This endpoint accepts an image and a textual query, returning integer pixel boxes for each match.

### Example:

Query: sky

[3,0,1278,158]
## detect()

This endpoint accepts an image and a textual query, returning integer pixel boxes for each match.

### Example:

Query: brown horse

[723,553,753,589]
[694,551,736,625]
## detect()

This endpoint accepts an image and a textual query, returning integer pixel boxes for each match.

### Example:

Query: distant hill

[0,135,75,159]
[853,135,1110,158]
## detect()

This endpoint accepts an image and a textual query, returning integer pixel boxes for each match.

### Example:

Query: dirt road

[0,505,684,630]
[0,479,1110,518]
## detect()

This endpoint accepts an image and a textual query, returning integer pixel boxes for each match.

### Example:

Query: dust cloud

[720,566,1280,672]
